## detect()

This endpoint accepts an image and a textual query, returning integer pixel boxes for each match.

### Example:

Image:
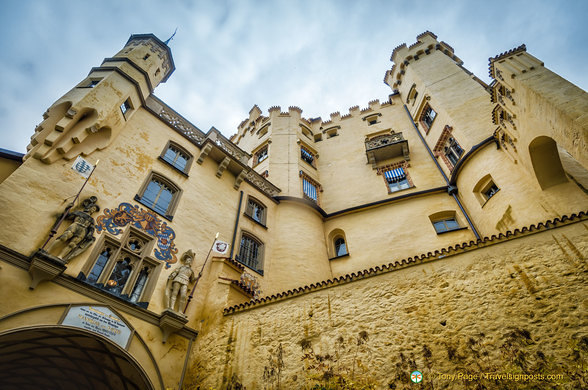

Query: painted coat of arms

[95,203,178,268]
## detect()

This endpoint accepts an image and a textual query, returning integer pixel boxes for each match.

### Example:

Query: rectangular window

[444,137,464,167]
[433,218,460,233]
[236,234,264,274]
[120,98,132,117]
[80,79,101,88]
[420,105,437,132]
[300,146,315,167]
[245,198,266,225]
[482,182,499,200]
[384,167,410,193]
[302,177,318,203]
[254,145,268,165]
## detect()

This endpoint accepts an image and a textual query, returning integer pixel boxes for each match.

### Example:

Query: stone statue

[48,196,100,263]
[165,250,196,313]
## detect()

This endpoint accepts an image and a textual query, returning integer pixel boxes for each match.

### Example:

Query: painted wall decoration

[96,203,178,268]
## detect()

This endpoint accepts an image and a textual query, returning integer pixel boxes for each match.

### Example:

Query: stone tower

[25,34,174,164]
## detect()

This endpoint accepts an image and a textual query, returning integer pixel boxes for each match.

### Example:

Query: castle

[0,31,586,389]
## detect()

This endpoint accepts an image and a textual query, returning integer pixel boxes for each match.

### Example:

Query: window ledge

[302,159,317,169]
[388,185,415,195]
[233,258,264,276]
[329,253,350,261]
[243,212,268,229]
[158,156,190,177]
[435,226,468,235]
[134,194,174,221]
[481,189,501,208]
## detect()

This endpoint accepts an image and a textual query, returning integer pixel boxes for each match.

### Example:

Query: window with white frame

[384,167,411,193]
[254,144,269,165]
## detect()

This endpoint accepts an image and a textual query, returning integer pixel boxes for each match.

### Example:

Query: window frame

[159,140,193,175]
[300,143,318,168]
[244,196,267,227]
[253,143,269,167]
[78,227,162,308]
[419,103,437,134]
[135,171,182,220]
[378,162,414,194]
[473,174,501,207]
[429,211,467,235]
[299,171,321,204]
[236,231,264,275]
[120,98,133,119]
[79,78,102,88]
[433,126,464,171]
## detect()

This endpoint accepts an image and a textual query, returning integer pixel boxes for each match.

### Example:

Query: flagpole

[41,159,100,251]
[183,232,219,314]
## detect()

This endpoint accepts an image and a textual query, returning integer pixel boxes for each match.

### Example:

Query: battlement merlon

[488,44,544,83]
[384,31,463,90]
[232,95,402,143]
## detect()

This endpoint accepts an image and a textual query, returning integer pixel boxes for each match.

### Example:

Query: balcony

[365,132,409,166]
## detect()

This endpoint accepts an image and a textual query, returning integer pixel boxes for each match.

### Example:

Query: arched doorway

[528,136,568,189]
[0,326,154,390]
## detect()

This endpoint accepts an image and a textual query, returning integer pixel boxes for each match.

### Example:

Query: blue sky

[1,0,587,153]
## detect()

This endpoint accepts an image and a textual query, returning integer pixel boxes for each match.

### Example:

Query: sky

[0,0,587,153]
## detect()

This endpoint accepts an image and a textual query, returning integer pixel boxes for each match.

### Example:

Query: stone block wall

[186,218,587,389]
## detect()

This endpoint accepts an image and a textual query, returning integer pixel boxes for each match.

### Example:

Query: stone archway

[0,326,154,390]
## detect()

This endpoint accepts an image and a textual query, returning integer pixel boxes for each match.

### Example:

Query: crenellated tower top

[384,31,463,90]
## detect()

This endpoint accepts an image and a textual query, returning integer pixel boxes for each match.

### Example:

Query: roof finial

[164,28,178,45]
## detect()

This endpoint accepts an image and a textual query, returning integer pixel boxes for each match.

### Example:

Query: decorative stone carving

[158,108,205,144]
[245,171,280,196]
[165,250,196,313]
[47,196,100,263]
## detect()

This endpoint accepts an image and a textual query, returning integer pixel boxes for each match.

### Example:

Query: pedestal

[28,249,67,289]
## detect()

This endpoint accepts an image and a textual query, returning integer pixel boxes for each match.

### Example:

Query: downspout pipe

[403,104,481,240]
[230,190,244,259]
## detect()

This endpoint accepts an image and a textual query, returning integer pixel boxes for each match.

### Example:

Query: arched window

[236,232,264,274]
[328,229,349,259]
[160,141,192,173]
[136,172,181,219]
[334,237,347,257]
[79,227,162,308]
[105,257,132,295]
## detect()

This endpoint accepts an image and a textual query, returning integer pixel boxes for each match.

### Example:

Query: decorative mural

[95,203,178,268]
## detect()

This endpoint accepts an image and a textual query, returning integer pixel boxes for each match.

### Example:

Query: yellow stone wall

[0,156,21,184]
[186,220,588,389]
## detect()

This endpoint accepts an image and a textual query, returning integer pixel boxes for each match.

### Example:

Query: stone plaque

[62,306,132,348]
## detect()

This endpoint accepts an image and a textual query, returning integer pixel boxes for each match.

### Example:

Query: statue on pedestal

[47,196,100,263]
[165,250,196,313]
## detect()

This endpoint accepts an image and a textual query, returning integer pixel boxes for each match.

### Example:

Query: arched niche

[528,136,568,189]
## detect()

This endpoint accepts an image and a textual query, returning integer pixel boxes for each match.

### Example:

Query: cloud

[0,0,586,153]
